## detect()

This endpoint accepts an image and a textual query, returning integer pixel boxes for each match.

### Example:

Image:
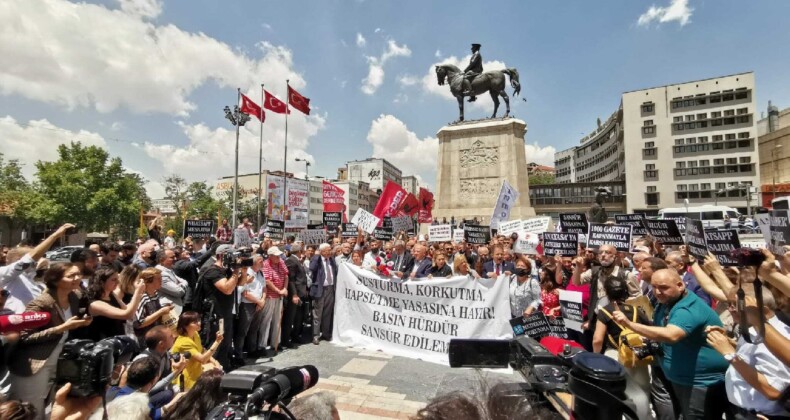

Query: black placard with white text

[587,223,633,252]
[323,212,342,231]
[644,219,685,245]
[183,219,215,239]
[265,220,285,240]
[341,223,358,238]
[685,220,709,261]
[542,232,579,257]
[614,214,648,236]
[769,210,790,255]
[463,224,491,244]
[704,229,741,266]
[560,213,589,235]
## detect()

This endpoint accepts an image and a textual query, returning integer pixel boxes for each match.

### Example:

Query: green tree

[0,154,57,226]
[34,143,149,233]
[185,182,225,219]
[528,172,556,186]
[163,175,188,236]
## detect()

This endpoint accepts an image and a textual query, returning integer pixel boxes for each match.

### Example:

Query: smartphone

[448,338,511,368]
[218,319,224,336]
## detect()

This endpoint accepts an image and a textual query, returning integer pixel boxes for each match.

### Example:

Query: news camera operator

[196,244,247,371]
[7,263,92,418]
[611,268,731,420]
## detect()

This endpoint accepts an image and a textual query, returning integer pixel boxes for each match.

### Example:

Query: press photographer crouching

[611,268,731,420]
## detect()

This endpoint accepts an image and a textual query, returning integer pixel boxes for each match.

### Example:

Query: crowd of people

[0,215,788,420]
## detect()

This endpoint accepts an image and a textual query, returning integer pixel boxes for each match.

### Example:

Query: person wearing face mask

[508,257,542,318]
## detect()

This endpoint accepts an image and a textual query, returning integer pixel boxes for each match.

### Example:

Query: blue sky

[2,0,789,197]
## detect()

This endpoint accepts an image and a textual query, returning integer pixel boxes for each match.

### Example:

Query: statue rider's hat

[471,43,481,49]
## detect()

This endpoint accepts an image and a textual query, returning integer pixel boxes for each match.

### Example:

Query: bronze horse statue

[435,64,521,121]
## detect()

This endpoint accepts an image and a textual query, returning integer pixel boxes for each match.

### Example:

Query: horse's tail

[501,68,521,96]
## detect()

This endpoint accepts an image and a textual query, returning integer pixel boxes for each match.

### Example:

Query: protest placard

[521,217,552,234]
[704,229,741,266]
[559,290,584,332]
[513,231,539,254]
[464,224,491,244]
[542,232,579,257]
[452,228,465,242]
[665,216,687,233]
[352,208,381,234]
[560,213,588,234]
[428,224,452,242]
[644,219,684,245]
[509,312,568,340]
[685,220,709,261]
[264,220,284,240]
[754,213,771,245]
[299,229,327,246]
[390,216,413,234]
[183,219,215,239]
[587,223,632,252]
[307,223,324,230]
[373,227,393,241]
[614,214,648,236]
[769,210,789,255]
[334,264,511,365]
[341,223,358,238]
[323,212,342,231]
[232,227,252,249]
[497,219,522,236]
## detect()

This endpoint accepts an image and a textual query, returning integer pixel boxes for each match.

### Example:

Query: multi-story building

[307,179,324,225]
[526,162,555,177]
[555,109,625,185]
[622,72,759,214]
[401,175,419,196]
[346,158,402,192]
[757,101,790,206]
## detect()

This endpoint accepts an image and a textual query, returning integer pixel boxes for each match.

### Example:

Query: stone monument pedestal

[433,118,535,224]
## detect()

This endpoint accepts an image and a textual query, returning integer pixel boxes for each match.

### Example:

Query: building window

[677,184,688,191]
[724,109,735,117]
[676,162,686,168]
[674,139,685,146]
[735,90,748,100]
[642,104,654,113]
[697,113,707,120]
[698,136,708,143]
[701,183,710,190]
[739,156,751,164]
[738,132,750,139]
[642,126,655,134]
[673,116,683,123]
[644,120,654,126]
[645,192,659,206]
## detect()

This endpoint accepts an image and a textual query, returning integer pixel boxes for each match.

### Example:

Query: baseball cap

[216,244,235,255]
[267,246,284,256]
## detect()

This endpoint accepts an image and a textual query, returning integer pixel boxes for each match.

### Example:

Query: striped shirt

[262,258,288,299]
[133,292,162,340]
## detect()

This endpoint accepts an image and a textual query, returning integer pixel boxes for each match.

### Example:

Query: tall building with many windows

[622,72,759,214]
[346,158,402,192]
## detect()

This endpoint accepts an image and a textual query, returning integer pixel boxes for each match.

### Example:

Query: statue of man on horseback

[435,43,522,122]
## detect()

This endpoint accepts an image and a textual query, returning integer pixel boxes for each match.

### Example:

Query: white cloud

[0,0,308,116]
[637,0,693,27]
[356,33,366,48]
[396,74,419,87]
[393,93,408,104]
[361,39,411,95]
[374,28,381,33]
[524,142,556,167]
[366,115,437,188]
[117,0,162,18]
[420,55,517,113]
[262,23,272,30]
[435,50,442,58]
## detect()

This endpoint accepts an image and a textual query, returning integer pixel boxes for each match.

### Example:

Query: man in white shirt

[0,223,74,313]
[235,255,266,357]
[362,240,382,272]
[154,249,188,316]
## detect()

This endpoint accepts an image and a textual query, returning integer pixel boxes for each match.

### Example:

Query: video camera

[449,336,641,420]
[56,336,138,397]
[222,247,255,271]
[206,364,319,420]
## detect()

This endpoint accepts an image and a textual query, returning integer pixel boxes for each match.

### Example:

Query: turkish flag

[398,193,420,217]
[418,188,434,223]
[264,90,289,114]
[240,93,264,122]
[372,181,407,221]
[288,86,311,115]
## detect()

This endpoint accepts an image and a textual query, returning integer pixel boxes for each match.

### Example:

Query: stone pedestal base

[432,118,535,224]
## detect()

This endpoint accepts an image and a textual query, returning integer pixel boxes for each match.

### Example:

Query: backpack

[599,306,653,368]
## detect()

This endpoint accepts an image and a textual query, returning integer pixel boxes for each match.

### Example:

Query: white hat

[267,246,284,256]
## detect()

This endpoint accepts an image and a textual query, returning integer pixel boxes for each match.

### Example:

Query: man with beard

[572,244,641,321]
[362,240,383,272]
[120,242,137,266]
[99,242,124,273]
[70,248,99,288]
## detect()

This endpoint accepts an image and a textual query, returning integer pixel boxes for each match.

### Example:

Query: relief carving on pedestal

[460,140,498,169]
[459,178,499,198]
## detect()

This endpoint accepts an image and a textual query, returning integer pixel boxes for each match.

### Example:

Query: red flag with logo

[240,93,264,122]
[398,193,420,217]
[264,90,289,114]
[418,188,434,223]
[322,181,345,213]
[372,181,408,220]
[288,85,311,115]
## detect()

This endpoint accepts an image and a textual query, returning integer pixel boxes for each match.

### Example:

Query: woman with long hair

[162,368,225,420]
[85,267,145,341]
[452,254,480,279]
[170,311,223,390]
[116,264,142,304]
[7,263,93,419]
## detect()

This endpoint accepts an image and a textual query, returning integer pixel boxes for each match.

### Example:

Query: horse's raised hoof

[468,96,476,103]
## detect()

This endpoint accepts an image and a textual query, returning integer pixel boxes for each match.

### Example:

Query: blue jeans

[672,380,732,420]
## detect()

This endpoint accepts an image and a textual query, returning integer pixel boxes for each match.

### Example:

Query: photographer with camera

[611,268,731,420]
[131,326,186,408]
[7,263,92,418]
[194,244,247,371]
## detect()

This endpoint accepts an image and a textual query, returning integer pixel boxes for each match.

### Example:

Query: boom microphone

[0,312,51,333]
[247,365,319,406]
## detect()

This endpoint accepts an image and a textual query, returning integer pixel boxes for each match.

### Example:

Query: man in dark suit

[482,245,515,278]
[388,240,413,278]
[282,244,309,348]
[406,244,432,279]
[309,243,338,345]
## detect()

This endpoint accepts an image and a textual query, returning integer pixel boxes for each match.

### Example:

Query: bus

[772,196,790,210]
[658,205,740,229]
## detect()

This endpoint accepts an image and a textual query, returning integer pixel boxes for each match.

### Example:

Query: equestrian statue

[435,43,522,122]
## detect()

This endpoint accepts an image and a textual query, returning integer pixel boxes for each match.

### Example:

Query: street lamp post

[223,89,251,229]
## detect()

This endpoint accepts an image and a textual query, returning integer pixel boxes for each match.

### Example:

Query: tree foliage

[0,154,58,226]
[528,172,556,186]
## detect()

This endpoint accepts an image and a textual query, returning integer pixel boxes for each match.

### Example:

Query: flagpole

[283,79,289,227]
[233,87,241,229]
[258,83,264,231]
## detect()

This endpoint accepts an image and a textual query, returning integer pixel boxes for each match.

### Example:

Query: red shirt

[262,258,288,299]
[216,226,232,242]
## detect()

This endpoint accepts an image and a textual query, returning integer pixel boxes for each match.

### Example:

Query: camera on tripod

[56,336,138,397]
[449,336,641,420]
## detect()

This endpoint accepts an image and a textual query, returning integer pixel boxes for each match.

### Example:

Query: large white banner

[333,263,512,365]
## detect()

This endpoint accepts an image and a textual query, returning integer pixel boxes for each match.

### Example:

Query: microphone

[247,365,319,406]
[0,312,51,333]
